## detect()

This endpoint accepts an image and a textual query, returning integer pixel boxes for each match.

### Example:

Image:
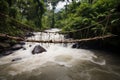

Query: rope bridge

[0,12,117,43]
[0,12,112,34]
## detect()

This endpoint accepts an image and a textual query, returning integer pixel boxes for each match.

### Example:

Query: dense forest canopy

[0,0,45,36]
[0,0,120,37]
[54,0,120,37]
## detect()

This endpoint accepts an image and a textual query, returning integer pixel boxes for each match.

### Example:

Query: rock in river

[11,44,23,50]
[72,43,80,48]
[4,50,13,55]
[32,45,46,54]
[25,32,35,37]
[12,58,22,62]
[19,41,26,45]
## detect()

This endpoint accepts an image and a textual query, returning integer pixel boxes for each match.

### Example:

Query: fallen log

[26,34,117,43]
[0,33,117,43]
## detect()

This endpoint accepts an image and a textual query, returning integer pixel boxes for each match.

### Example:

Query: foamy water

[0,28,120,80]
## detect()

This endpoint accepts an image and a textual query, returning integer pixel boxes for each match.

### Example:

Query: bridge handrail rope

[39,14,110,34]
[102,13,110,35]
[0,12,112,34]
[42,13,112,34]
[0,12,35,31]
[59,14,112,34]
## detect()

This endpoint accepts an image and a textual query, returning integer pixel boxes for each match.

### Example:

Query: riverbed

[0,28,120,80]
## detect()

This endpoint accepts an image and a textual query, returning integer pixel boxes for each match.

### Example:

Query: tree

[36,0,45,28]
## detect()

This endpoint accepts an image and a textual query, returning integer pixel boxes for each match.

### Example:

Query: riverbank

[72,36,120,55]
[1,34,120,57]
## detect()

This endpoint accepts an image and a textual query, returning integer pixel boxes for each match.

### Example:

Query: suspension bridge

[0,12,117,43]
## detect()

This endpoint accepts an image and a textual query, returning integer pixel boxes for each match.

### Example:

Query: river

[0,28,120,80]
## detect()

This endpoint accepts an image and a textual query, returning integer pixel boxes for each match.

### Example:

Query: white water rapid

[0,28,120,80]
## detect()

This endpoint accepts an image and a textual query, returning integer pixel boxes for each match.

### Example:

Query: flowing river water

[0,28,120,80]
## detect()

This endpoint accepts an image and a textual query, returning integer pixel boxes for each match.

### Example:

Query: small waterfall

[27,28,73,48]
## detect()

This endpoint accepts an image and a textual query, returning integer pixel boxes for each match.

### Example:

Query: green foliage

[0,0,46,36]
[0,0,9,34]
[9,7,18,18]
[76,3,91,16]
[0,0,120,38]
[0,0,9,14]
[54,0,120,38]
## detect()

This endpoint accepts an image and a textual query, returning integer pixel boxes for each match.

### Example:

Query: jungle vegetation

[0,0,120,50]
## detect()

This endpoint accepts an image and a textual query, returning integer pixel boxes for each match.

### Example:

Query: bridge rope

[0,12,36,31]
[43,13,112,34]
[1,12,119,35]
[0,12,112,34]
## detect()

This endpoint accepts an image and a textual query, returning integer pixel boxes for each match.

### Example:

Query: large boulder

[11,44,23,50]
[32,45,46,54]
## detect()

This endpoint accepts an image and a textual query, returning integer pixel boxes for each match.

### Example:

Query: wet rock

[64,32,73,39]
[11,44,23,50]
[72,43,80,48]
[12,58,22,62]
[0,42,10,48]
[0,77,6,80]
[23,47,26,50]
[72,43,77,48]
[32,45,46,54]
[29,45,32,47]
[5,50,13,55]
[19,41,25,45]
[25,32,34,37]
